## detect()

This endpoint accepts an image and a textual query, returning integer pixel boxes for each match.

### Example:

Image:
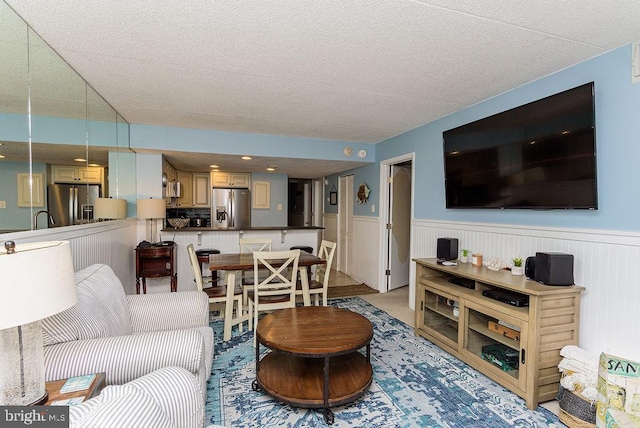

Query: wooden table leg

[136,278,141,294]
[299,266,311,306]
[223,270,238,341]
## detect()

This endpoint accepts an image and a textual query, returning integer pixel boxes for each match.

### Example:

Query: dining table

[206,252,327,338]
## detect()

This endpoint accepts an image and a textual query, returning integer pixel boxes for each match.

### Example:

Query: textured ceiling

[4,1,640,173]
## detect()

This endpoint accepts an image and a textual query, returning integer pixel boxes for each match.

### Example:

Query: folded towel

[560,345,599,368]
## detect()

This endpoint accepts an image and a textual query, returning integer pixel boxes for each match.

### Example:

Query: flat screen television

[443,82,597,209]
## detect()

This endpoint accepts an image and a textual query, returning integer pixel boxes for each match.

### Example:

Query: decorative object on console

[356,182,370,204]
[94,197,127,220]
[0,241,77,406]
[472,252,484,267]
[437,237,458,261]
[511,257,524,276]
[484,257,506,271]
[460,249,470,263]
[137,198,166,244]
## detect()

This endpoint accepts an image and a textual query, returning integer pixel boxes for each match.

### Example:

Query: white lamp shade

[137,198,166,219]
[95,198,127,219]
[0,241,78,329]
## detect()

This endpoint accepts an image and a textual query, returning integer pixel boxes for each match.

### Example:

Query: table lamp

[137,198,166,244]
[95,197,127,220]
[0,240,78,405]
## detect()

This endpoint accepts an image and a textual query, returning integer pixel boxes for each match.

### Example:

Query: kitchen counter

[161,226,324,232]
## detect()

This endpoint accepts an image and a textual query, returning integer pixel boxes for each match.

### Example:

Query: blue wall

[131,125,373,162]
[371,44,640,231]
[251,172,288,226]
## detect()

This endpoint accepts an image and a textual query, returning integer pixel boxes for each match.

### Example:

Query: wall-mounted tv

[443,82,597,210]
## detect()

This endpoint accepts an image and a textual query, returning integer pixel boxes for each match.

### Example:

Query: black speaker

[437,238,458,261]
[534,252,574,286]
[525,256,536,279]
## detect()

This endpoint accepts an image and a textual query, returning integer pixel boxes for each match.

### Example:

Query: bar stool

[196,248,220,284]
[290,246,313,283]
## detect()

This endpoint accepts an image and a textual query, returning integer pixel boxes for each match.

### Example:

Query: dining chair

[247,249,300,346]
[296,240,336,306]
[186,244,250,341]
[239,238,272,303]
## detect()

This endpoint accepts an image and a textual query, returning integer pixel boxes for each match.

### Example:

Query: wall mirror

[0,1,133,234]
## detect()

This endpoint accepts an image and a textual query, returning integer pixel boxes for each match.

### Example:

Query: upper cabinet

[211,172,250,188]
[175,171,193,207]
[192,173,210,207]
[52,165,104,185]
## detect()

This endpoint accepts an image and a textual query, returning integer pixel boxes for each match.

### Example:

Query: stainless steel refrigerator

[211,188,251,228]
[47,184,101,227]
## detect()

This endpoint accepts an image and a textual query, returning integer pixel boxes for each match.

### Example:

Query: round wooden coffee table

[254,306,373,425]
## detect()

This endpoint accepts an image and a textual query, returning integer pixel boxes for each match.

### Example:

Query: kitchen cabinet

[175,171,193,207]
[211,172,250,188]
[414,258,584,410]
[17,173,44,207]
[192,173,210,207]
[52,165,103,184]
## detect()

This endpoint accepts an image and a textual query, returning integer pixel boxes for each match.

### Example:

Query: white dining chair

[295,240,336,306]
[187,244,251,341]
[239,238,272,303]
[247,249,300,346]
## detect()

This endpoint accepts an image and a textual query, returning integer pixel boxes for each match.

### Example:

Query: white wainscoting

[351,216,379,289]
[3,220,138,294]
[411,219,640,359]
[323,213,337,245]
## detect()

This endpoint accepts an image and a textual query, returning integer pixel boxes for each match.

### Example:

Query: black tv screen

[443,82,597,209]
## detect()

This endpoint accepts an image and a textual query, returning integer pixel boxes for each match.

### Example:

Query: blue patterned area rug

[206,298,562,427]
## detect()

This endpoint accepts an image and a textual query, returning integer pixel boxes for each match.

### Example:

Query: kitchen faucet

[34,210,55,230]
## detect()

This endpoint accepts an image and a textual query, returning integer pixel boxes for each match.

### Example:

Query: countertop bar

[162,226,324,232]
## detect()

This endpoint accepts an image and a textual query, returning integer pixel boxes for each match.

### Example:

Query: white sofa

[69,366,205,428]
[42,264,214,395]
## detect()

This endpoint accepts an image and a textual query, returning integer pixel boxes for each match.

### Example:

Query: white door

[338,174,354,275]
[387,164,412,290]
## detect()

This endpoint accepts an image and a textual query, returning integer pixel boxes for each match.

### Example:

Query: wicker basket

[558,387,596,428]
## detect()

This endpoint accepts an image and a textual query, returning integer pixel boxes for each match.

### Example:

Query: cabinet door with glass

[462,299,528,392]
[417,283,461,352]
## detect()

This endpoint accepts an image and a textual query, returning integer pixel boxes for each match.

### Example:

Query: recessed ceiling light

[562,130,570,135]
[209,164,219,168]
[88,163,100,167]
[0,154,5,159]
[266,166,276,171]
[530,141,537,145]
[74,158,86,162]
[241,156,252,160]
[211,168,220,172]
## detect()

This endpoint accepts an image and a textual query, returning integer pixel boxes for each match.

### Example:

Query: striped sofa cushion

[42,264,132,346]
[69,366,203,428]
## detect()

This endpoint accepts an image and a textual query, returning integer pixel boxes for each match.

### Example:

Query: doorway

[379,154,414,293]
[288,178,312,227]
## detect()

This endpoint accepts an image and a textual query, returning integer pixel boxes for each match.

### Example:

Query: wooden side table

[135,244,177,293]
[45,372,106,405]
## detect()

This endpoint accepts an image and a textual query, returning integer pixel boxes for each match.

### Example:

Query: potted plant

[511,257,524,275]
[460,249,470,263]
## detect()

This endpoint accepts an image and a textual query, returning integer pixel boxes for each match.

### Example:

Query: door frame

[377,152,415,293]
